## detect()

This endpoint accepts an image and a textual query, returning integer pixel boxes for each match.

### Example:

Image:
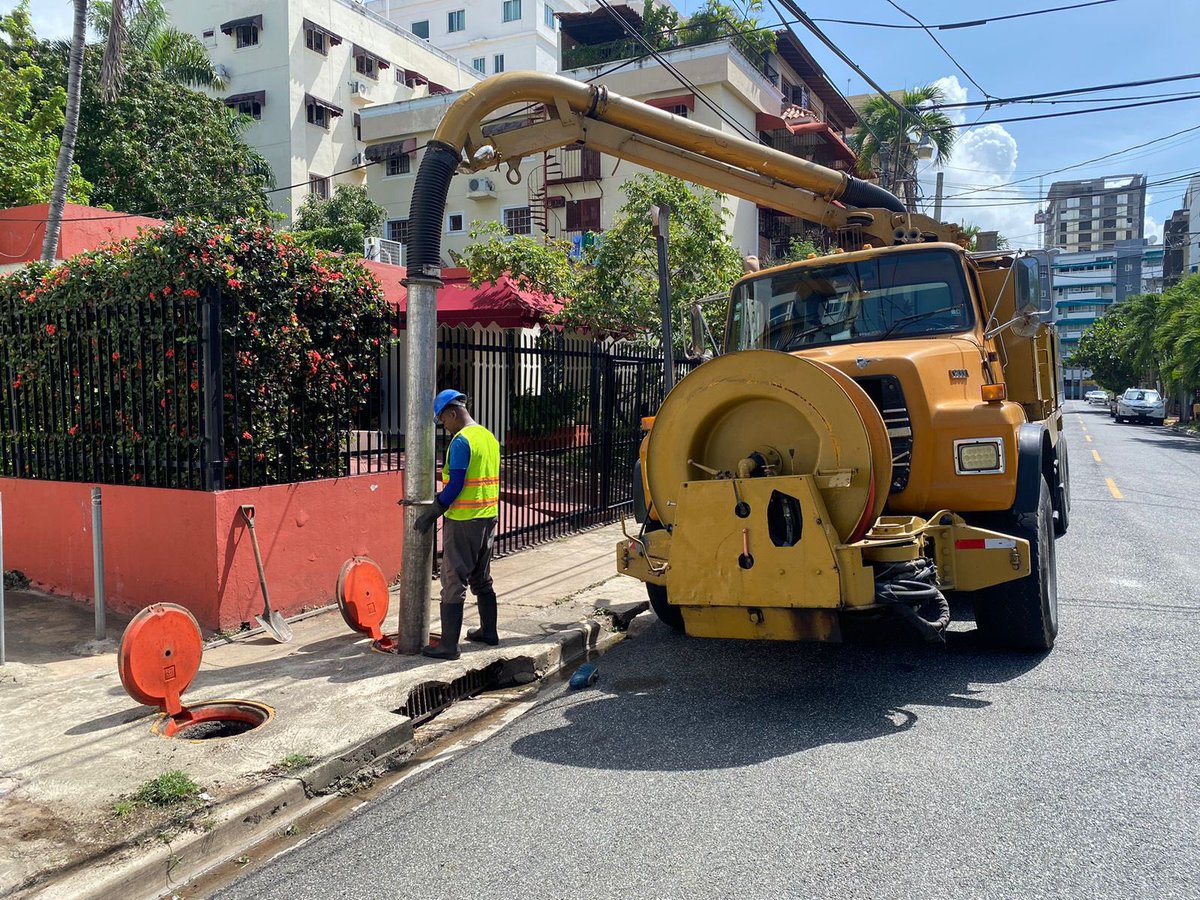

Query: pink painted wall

[0,471,404,631]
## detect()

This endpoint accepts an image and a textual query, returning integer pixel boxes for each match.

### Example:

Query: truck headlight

[954,438,1005,474]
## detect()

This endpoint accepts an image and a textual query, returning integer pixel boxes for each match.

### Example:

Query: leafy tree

[564,173,743,337]
[959,224,1011,251]
[640,0,681,50]
[291,185,386,254]
[684,0,775,59]
[90,0,226,90]
[1154,275,1200,396]
[32,44,274,220]
[456,220,579,297]
[0,2,89,208]
[1069,307,1142,393]
[849,85,957,210]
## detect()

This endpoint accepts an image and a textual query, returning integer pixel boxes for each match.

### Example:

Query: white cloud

[1143,194,1161,244]
[0,0,76,40]
[917,76,1040,248]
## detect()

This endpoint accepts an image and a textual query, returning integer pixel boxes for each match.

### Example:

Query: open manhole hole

[154,700,273,740]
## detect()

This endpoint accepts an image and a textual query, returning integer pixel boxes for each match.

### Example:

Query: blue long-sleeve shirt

[436,434,471,509]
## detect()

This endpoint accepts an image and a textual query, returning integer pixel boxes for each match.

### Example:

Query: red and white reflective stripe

[955,538,1017,550]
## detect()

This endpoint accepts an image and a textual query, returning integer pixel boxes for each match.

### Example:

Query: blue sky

[15,0,1200,247]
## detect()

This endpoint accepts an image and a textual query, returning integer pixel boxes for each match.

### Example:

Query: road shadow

[1129,435,1200,454]
[510,620,1044,772]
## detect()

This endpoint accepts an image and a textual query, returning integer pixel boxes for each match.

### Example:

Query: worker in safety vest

[415,389,501,660]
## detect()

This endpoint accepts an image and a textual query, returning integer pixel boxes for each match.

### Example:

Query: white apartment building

[360,11,860,263]
[163,0,482,223]
[366,0,593,75]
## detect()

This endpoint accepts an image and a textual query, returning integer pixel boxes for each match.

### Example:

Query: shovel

[240,505,293,643]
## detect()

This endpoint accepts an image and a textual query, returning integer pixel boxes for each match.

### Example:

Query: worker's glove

[413,503,443,534]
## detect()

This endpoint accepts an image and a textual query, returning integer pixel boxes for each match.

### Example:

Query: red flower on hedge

[44,324,57,336]
[227,278,243,289]
[111,352,120,361]
[242,430,252,440]
[166,348,175,358]
[182,287,199,298]
[68,424,78,436]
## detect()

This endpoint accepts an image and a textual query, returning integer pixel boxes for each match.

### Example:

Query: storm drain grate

[397,662,504,726]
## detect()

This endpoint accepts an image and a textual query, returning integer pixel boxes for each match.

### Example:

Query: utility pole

[933,171,945,221]
[651,205,675,392]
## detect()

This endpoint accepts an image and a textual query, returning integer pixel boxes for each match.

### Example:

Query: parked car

[1084,389,1109,405]
[1115,388,1165,425]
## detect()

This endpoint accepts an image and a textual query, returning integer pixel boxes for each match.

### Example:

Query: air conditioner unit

[466,176,496,199]
[350,80,369,97]
[351,152,364,165]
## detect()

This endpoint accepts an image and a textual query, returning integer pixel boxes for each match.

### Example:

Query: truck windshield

[726,248,974,352]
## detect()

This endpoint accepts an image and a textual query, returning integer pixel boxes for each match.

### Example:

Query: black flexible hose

[407,141,461,271]
[873,558,951,642]
[840,176,905,213]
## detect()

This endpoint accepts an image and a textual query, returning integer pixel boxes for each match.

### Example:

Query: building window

[566,197,601,232]
[664,103,689,118]
[385,154,411,177]
[306,102,328,128]
[387,219,410,244]
[493,53,505,73]
[503,206,532,235]
[544,3,556,28]
[503,0,522,22]
[235,97,261,119]
[1103,231,1116,242]
[448,10,465,32]
[305,26,325,54]
[472,57,486,74]
[235,23,258,48]
[447,212,465,233]
[412,20,429,39]
[309,175,329,199]
[202,28,216,48]
[356,54,378,79]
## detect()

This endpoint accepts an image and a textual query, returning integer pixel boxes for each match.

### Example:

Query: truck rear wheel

[646,584,684,632]
[973,477,1058,651]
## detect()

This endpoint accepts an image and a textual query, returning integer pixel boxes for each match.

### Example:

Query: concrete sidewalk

[0,523,647,899]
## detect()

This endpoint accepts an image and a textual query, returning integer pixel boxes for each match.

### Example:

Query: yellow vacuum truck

[406,73,1068,651]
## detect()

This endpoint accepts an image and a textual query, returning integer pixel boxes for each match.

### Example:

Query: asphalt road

[220,401,1200,900]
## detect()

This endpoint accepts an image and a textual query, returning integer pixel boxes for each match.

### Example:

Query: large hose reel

[646,350,892,545]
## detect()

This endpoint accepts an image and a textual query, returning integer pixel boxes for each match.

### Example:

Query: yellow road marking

[1085,435,1093,442]
[1092,449,1102,463]
[1106,477,1124,500]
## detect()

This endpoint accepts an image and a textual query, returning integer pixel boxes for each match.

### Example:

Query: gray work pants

[440,517,497,606]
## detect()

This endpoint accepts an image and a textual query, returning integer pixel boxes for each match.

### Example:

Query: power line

[930,70,1200,110]
[929,91,1200,130]
[882,0,995,100]
[942,124,1200,199]
[812,1,1120,31]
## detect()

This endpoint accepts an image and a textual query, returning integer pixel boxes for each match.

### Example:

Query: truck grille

[853,375,912,493]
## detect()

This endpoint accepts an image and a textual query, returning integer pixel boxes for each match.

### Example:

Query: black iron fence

[2,294,684,555]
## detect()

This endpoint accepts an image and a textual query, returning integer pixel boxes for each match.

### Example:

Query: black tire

[1116,415,1125,423]
[1053,443,1070,538]
[646,583,685,632]
[973,477,1058,651]
[1154,418,1165,427]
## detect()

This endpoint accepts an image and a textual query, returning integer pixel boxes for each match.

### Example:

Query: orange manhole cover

[117,603,203,717]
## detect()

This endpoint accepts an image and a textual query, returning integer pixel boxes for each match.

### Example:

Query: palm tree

[91,0,225,90]
[41,0,224,261]
[848,85,957,212]
[40,0,87,262]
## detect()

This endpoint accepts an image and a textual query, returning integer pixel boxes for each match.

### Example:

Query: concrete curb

[1167,423,1200,440]
[33,618,626,900]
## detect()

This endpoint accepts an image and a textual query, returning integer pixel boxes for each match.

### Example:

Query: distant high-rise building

[1041,174,1146,252]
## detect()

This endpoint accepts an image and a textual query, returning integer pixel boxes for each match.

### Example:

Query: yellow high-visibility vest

[443,424,500,521]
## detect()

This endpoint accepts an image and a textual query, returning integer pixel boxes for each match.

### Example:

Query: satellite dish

[1011,303,1043,338]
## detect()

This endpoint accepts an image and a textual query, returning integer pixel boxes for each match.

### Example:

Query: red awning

[359,263,562,329]
[756,113,857,165]
[645,94,695,112]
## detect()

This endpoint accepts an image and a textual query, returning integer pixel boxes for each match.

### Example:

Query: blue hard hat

[433,389,467,419]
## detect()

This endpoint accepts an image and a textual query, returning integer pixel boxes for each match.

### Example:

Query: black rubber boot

[467,590,500,646]
[421,603,462,660]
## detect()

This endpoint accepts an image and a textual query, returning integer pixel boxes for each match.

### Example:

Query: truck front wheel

[973,476,1058,651]
[646,584,685,632]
